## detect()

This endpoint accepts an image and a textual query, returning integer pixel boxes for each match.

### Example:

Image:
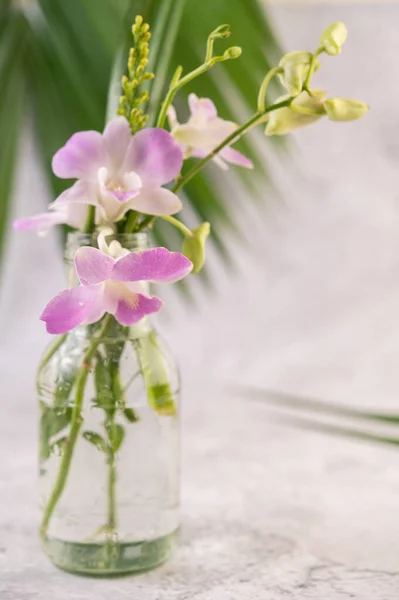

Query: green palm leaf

[0,9,27,264]
[1,0,282,283]
[243,386,399,448]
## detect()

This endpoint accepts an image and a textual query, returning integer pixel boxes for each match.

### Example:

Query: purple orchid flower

[14,117,184,234]
[40,243,192,334]
[167,94,253,171]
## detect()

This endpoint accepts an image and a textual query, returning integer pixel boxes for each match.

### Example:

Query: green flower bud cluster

[118,15,155,134]
[264,22,368,136]
[265,92,368,136]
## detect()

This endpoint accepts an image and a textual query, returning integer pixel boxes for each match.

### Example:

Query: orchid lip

[97,167,142,204]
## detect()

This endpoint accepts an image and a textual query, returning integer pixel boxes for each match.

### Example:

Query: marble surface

[1,4,399,599]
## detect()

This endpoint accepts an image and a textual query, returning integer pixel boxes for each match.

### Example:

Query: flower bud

[278,51,319,96]
[223,46,242,60]
[211,24,231,38]
[182,222,211,275]
[320,22,348,56]
[265,90,326,136]
[324,98,369,121]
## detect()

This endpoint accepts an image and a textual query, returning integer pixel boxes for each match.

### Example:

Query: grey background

[1,4,399,598]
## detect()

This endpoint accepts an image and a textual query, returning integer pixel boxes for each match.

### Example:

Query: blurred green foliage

[0,0,282,285]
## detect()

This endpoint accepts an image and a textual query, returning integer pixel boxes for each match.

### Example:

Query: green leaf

[0,12,27,265]
[50,436,68,457]
[123,407,140,423]
[107,424,125,453]
[145,0,186,124]
[94,357,114,411]
[1,0,283,294]
[244,386,399,449]
[83,431,108,453]
[29,0,127,241]
[148,0,282,286]
[273,415,399,449]
[40,402,72,460]
[109,0,282,289]
[247,387,399,426]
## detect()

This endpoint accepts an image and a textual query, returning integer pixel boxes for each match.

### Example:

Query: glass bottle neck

[64,231,154,336]
[65,231,149,288]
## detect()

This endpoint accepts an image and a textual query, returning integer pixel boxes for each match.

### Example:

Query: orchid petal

[173,119,237,153]
[66,203,93,230]
[112,247,192,284]
[124,128,183,186]
[13,210,67,233]
[74,247,115,285]
[115,293,163,326]
[40,285,101,334]
[52,131,106,180]
[132,187,182,216]
[95,195,128,224]
[85,290,107,324]
[103,117,132,171]
[212,155,229,170]
[188,93,217,121]
[167,105,179,129]
[51,180,96,207]
[220,147,254,169]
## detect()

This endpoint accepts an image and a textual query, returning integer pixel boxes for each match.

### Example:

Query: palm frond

[0,10,27,263]
[241,386,399,449]
[1,0,283,288]
[151,0,284,260]
[273,415,399,449]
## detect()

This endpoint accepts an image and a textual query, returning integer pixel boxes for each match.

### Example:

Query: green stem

[257,66,282,113]
[303,46,323,92]
[124,210,139,234]
[83,205,95,234]
[156,55,229,129]
[104,336,129,531]
[204,25,230,62]
[135,214,155,233]
[160,215,193,238]
[172,97,294,194]
[133,99,295,236]
[40,315,112,539]
[106,407,117,531]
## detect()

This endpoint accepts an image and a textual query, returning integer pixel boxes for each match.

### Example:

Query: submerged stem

[106,412,117,531]
[40,316,112,539]
[37,334,68,395]
[105,362,123,532]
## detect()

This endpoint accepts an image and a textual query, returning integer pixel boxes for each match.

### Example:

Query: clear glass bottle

[37,233,180,576]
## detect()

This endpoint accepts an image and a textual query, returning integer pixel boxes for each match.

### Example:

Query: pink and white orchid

[40,231,192,334]
[14,117,184,234]
[167,94,253,170]
[13,203,89,235]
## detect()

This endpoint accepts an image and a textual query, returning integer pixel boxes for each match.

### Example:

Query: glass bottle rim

[65,231,149,262]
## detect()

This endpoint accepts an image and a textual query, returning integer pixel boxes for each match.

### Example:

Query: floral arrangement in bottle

[14,19,367,576]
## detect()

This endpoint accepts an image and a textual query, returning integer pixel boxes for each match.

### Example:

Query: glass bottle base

[42,529,178,576]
